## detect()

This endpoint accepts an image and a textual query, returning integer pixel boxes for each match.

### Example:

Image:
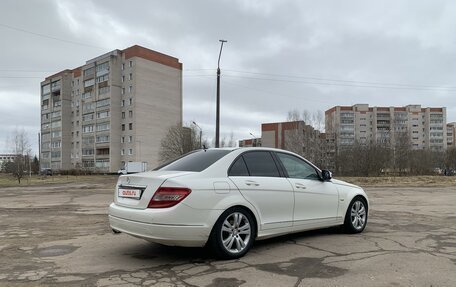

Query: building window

[121,137,125,143]
[129,60,133,67]
[83,113,94,121]
[96,98,110,107]
[82,91,93,99]
[121,124,125,131]
[121,88,125,95]
[98,86,110,95]
[96,74,109,83]
[96,135,109,143]
[84,78,95,88]
[129,73,132,80]
[97,111,110,119]
[121,149,124,155]
[129,98,132,105]
[96,62,109,74]
[129,85,132,93]
[83,67,95,77]
[42,84,51,95]
[121,63,125,70]
[51,141,61,148]
[82,125,94,133]
[129,110,133,118]
[122,112,125,119]
[96,123,110,131]
[128,136,132,143]
[129,123,133,130]
[121,100,125,107]
[128,148,133,155]
[82,148,94,156]
[121,75,125,83]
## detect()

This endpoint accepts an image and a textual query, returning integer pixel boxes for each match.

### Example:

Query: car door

[274,152,339,229]
[228,151,294,230]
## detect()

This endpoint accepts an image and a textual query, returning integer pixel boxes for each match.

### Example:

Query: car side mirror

[321,170,332,181]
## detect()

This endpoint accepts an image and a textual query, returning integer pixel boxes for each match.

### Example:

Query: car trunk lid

[115,170,194,209]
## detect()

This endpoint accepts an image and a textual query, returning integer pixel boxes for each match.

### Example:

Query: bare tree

[284,110,327,164]
[445,147,456,172]
[9,129,32,183]
[159,124,200,164]
[219,132,235,147]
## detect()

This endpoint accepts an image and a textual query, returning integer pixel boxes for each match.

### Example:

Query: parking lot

[0,176,455,286]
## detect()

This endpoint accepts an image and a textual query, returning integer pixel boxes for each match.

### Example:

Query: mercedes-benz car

[109,147,368,259]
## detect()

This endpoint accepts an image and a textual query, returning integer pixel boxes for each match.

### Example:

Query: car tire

[208,207,256,259]
[344,197,368,234]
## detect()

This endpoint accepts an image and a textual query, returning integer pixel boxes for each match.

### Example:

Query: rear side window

[242,151,280,177]
[159,150,231,172]
[228,156,249,176]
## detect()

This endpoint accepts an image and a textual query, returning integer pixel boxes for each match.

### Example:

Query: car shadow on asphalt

[121,226,346,262]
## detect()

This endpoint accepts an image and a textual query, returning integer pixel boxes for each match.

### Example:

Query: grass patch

[338,175,456,187]
[0,173,119,188]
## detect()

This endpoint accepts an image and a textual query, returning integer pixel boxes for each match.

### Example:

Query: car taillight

[147,187,191,208]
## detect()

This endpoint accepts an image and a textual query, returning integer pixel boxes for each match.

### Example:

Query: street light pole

[216,39,227,148]
[249,132,257,147]
[192,121,202,149]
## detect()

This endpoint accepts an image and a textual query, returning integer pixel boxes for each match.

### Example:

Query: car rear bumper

[109,203,217,247]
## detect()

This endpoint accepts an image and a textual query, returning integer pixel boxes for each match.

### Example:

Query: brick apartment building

[238,138,262,147]
[261,121,335,169]
[40,45,182,172]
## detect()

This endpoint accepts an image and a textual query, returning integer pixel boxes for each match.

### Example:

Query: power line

[223,79,332,105]
[0,69,55,73]
[0,76,43,79]
[223,69,456,90]
[0,23,104,49]
[222,74,456,92]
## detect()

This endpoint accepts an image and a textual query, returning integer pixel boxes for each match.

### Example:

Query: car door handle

[295,183,307,189]
[245,180,259,186]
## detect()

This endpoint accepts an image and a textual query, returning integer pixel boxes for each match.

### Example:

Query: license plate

[118,188,141,199]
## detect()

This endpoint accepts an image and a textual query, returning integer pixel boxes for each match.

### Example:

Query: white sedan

[109,147,368,259]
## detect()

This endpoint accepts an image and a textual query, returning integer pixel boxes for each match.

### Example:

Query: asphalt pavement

[0,178,455,286]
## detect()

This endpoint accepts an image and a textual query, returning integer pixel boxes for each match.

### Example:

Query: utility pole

[216,39,227,148]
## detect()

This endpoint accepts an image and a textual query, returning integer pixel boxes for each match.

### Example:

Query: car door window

[276,152,319,180]
[228,156,250,176]
[242,152,280,177]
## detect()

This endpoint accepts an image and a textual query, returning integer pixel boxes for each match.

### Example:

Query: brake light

[147,187,191,208]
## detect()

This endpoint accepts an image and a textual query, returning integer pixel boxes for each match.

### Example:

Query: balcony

[51,82,61,92]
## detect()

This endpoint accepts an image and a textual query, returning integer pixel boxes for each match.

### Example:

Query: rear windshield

[158,150,232,172]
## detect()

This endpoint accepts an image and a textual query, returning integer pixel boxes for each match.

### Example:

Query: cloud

[1,0,456,155]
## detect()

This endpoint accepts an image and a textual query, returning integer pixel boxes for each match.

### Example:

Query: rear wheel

[344,197,368,233]
[208,207,255,259]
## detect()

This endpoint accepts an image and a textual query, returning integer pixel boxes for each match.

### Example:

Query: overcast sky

[1,0,456,154]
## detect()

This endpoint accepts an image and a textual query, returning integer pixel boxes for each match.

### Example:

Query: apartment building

[0,154,18,167]
[325,104,447,151]
[448,123,456,148]
[261,121,334,169]
[40,45,182,172]
[238,138,262,147]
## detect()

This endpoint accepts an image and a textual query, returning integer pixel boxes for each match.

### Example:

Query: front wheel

[344,197,368,233]
[208,207,256,259]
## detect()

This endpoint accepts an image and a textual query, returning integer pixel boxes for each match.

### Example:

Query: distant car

[109,148,368,259]
[41,168,52,176]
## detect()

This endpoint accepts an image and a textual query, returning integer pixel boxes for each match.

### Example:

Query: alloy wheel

[350,200,366,230]
[220,212,252,254]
